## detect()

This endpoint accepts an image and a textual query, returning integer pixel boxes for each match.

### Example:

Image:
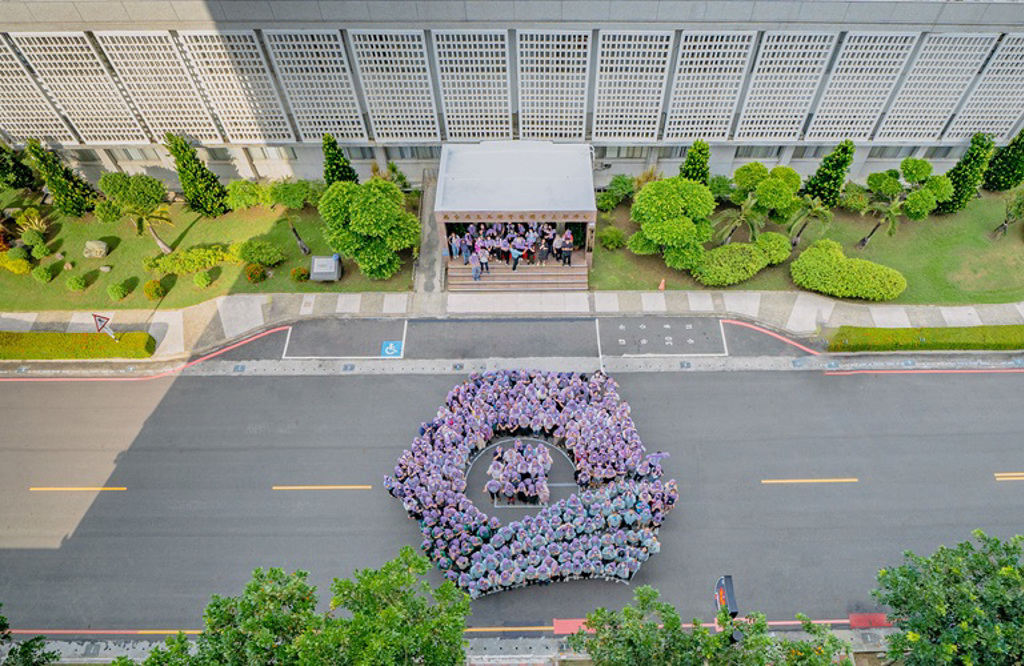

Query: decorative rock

[83,240,109,259]
[63,262,73,271]
[54,252,64,260]
[99,265,112,273]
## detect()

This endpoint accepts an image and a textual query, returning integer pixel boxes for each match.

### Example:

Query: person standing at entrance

[478,246,490,274]
[510,236,525,271]
[552,233,563,263]
[448,231,460,260]
[562,230,574,266]
[469,251,481,281]
[460,234,472,265]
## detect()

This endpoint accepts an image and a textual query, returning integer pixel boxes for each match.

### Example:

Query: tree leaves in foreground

[873,530,1024,666]
[0,604,59,666]
[117,545,470,666]
[567,585,849,666]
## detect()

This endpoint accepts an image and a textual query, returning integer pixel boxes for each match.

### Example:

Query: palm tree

[124,202,174,255]
[856,200,902,249]
[714,192,765,244]
[786,195,833,249]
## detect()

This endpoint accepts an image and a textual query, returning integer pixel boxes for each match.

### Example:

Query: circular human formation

[486,439,553,505]
[384,370,677,598]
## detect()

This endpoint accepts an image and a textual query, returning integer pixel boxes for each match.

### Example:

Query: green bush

[830,326,1024,352]
[708,175,734,203]
[0,255,31,275]
[596,174,636,212]
[692,243,768,286]
[597,226,627,250]
[107,282,129,301]
[0,330,156,359]
[225,180,267,211]
[803,140,855,207]
[143,279,166,301]
[936,132,995,214]
[151,245,233,275]
[232,238,285,267]
[6,247,29,262]
[193,271,214,288]
[755,231,791,265]
[790,240,906,301]
[323,133,359,185]
[24,139,95,217]
[837,181,870,213]
[270,180,312,210]
[984,128,1024,192]
[31,264,54,284]
[30,243,50,260]
[65,275,87,292]
[290,266,310,282]
[94,199,124,224]
[0,143,34,190]
[163,133,229,217]
[245,262,267,283]
[679,140,710,185]
[21,229,44,247]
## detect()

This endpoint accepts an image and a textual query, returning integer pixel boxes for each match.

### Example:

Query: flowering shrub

[143,279,166,301]
[244,262,267,283]
[290,266,310,282]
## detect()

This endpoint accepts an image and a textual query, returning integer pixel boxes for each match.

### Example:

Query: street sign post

[92,314,117,341]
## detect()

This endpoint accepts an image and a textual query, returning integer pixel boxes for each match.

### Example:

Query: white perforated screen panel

[432,30,511,140]
[349,31,439,141]
[9,32,148,144]
[0,37,76,145]
[517,31,591,140]
[664,32,754,141]
[94,31,221,144]
[262,30,367,143]
[876,33,998,141]
[592,31,673,141]
[177,31,294,143]
[735,32,837,140]
[945,34,1024,140]
[807,32,918,141]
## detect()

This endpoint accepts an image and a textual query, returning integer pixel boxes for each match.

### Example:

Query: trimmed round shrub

[790,240,906,302]
[21,229,44,247]
[290,266,310,282]
[598,226,626,251]
[30,243,50,260]
[1,258,31,275]
[107,282,129,301]
[692,243,767,287]
[233,238,285,267]
[31,264,54,284]
[244,262,267,283]
[66,275,87,292]
[143,279,166,301]
[7,246,29,262]
[755,232,791,265]
[193,270,213,288]
[94,199,123,224]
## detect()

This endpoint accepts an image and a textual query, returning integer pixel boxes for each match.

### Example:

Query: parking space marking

[995,472,1024,482]
[604,316,728,357]
[281,326,294,360]
[761,478,858,485]
[595,318,604,371]
[281,319,408,360]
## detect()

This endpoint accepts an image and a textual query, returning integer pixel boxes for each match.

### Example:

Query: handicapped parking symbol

[381,340,403,358]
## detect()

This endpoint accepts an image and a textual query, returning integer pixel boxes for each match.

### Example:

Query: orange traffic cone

[658,278,666,291]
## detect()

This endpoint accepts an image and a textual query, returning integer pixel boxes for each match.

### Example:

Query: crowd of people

[384,370,678,598]
[486,439,554,505]
[449,222,578,281]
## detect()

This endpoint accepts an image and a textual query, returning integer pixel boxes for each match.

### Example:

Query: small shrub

[692,243,767,286]
[143,279,166,301]
[7,246,29,262]
[0,255,31,275]
[193,271,213,288]
[597,226,627,251]
[30,243,50,260]
[270,180,312,210]
[107,282,129,301]
[596,174,636,212]
[290,266,310,282]
[153,245,233,275]
[94,199,123,224]
[790,239,906,301]
[755,232,791,265]
[225,180,267,211]
[21,229,45,247]
[142,255,162,273]
[32,264,54,284]
[838,181,870,214]
[65,275,87,292]
[245,262,267,283]
[708,175,734,203]
[15,207,47,233]
[233,238,285,267]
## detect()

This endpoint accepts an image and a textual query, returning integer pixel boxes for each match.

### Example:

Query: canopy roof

[434,141,596,214]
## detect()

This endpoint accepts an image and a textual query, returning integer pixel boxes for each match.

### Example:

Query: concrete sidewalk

[2,289,1023,362]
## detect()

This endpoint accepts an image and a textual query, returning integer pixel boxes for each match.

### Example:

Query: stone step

[449,282,589,292]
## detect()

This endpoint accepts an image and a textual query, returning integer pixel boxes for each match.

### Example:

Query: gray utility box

[310,255,342,282]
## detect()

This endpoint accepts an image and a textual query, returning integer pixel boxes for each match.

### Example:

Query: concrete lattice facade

[1,0,1023,187]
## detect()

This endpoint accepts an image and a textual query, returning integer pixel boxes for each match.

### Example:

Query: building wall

[1,1,1023,187]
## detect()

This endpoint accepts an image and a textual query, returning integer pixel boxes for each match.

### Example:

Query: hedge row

[829,325,1024,352]
[790,240,906,302]
[0,330,156,359]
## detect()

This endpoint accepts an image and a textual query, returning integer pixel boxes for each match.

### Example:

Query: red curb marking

[849,613,892,628]
[0,326,292,383]
[552,617,851,635]
[721,319,821,356]
[826,367,1024,376]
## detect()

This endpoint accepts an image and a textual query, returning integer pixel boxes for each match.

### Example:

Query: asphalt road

[2,369,1024,634]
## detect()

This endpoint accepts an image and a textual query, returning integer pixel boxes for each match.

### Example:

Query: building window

[658,146,687,159]
[111,147,162,162]
[735,146,781,159]
[593,146,649,160]
[65,149,100,163]
[868,145,917,159]
[924,146,964,160]
[345,146,376,161]
[247,146,297,161]
[203,148,234,162]
[792,146,829,159]
[385,146,441,161]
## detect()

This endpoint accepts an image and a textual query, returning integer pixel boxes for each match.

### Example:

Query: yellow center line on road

[29,487,127,492]
[760,478,859,485]
[994,473,1024,481]
[271,485,373,491]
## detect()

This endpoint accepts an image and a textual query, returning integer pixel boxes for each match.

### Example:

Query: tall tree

[97,173,175,254]
[323,134,359,185]
[873,530,1024,666]
[994,184,1024,237]
[983,127,1024,192]
[802,139,856,207]
[857,157,952,247]
[1,603,60,666]
[936,132,995,214]
[320,177,420,279]
[628,176,716,271]
[24,139,94,217]
[0,144,35,190]
[163,134,228,217]
[678,139,710,185]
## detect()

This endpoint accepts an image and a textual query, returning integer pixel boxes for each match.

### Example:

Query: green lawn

[592,192,1019,305]
[0,190,412,312]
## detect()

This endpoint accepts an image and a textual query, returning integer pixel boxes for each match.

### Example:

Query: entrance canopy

[434,141,596,223]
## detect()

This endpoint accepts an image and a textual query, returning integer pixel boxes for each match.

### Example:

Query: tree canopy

[163,133,229,218]
[1,604,59,666]
[628,176,716,270]
[24,139,95,217]
[323,134,359,185]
